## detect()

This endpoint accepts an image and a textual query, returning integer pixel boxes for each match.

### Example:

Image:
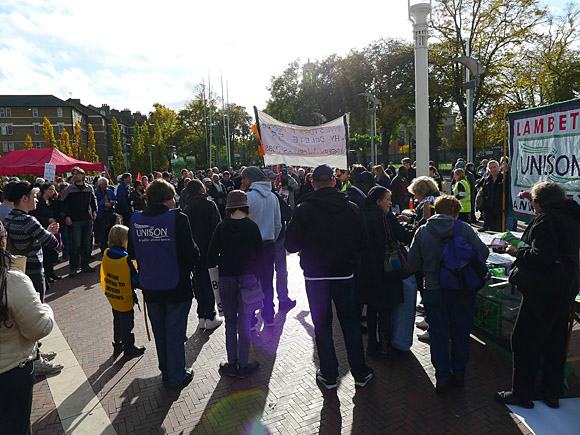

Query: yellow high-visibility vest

[453,179,471,213]
[100,249,134,312]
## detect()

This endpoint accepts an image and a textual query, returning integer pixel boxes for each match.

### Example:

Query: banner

[509,99,580,220]
[255,109,349,168]
[43,163,56,181]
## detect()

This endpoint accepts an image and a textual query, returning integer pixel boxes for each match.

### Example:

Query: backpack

[440,220,489,295]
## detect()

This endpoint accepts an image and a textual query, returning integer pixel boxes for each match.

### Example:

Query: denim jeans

[391,275,418,351]
[274,238,289,302]
[219,275,254,367]
[70,219,93,271]
[305,278,368,380]
[422,288,476,381]
[146,300,192,386]
[61,225,71,257]
[257,242,276,323]
[194,261,216,321]
[0,360,34,435]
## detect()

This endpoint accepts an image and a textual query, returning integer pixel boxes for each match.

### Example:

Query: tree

[72,121,85,160]
[86,124,98,163]
[111,118,125,177]
[42,117,57,149]
[130,122,146,174]
[152,121,169,172]
[59,129,72,156]
[24,134,34,150]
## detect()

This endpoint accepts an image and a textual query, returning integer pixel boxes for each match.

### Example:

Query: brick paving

[31,250,580,434]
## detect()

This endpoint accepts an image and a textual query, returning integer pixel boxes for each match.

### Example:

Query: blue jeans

[219,276,254,367]
[391,274,418,351]
[70,219,93,271]
[61,225,71,257]
[305,278,368,380]
[274,239,289,302]
[422,289,476,381]
[146,300,192,386]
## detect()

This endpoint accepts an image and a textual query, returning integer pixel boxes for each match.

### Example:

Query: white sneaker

[415,320,429,331]
[197,318,206,329]
[40,351,57,361]
[34,358,64,376]
[204,317,223,330]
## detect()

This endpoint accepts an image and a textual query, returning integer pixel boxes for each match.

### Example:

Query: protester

[408,195,488,393]
[452,168,472,223]
[401,157,415,182]
[477,160,503,231]
[241,166,281,330]
[495,182,580,409]
[390,166,409,214]
[209,173,227,218]
[345,171,375,210]
[0,221,55,435]
[207,190,264,378]
[61,167,98,277]
[222,171,235,194]
[100,224,146,357]
[300,173,314,197]
[182,179,223,330]
[128,179,199,388]
[406,176,440,226]
[130,180,147,212]
[95,177,116,253]
[0,181,14,222]
[285,164,373,389]
[373,165,391,189]
[116,173,133,225]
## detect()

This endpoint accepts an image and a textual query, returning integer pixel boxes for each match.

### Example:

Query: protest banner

[44,163,56,181]
[254,108,349,169]
[509,99,580,220]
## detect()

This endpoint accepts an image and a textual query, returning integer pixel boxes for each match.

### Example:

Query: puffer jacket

[0,259,54,374]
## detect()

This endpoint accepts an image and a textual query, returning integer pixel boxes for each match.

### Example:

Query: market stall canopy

[0,148,104,176]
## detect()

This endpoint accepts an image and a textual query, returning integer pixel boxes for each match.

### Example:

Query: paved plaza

[30,251,580,434]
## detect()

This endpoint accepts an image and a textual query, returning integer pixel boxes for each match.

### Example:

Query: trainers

[204,317,223,330]
[168,368,194,389]
[34,358,64,376]
[219,361,238,377]
[68,270,78,278]
[81,265,96,273]
[354,368,374,387]
[278,299,297,311]
[197,318,206,329]
[416,319,429,330]
[237,361,260,379]
[124,345,146,357]
[40,351,57,361]
[264,319,275,328]
[494,391,534,409]
[316,369,337,390]
[417,331,430,344]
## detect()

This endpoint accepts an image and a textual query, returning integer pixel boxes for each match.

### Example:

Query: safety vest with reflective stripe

[453,179,471,213]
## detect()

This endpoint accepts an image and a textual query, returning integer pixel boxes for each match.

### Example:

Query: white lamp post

[408,0,431,177]
[359,93,379,166]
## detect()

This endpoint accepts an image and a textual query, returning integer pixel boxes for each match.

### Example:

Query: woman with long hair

[0,220,55,434]
[373,165,391,190]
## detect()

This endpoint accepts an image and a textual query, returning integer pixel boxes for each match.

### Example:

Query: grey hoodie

[247,181,281,242]
[408,214,489,290]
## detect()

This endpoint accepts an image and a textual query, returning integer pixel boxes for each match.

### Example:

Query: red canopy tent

[0,148,104,176]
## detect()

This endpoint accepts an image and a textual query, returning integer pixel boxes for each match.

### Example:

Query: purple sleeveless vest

[130,209,180,290]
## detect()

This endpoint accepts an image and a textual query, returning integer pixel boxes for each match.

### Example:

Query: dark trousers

[70,219,93,271]
[511,298,570,401]
[367,305,391,345]
[28,271,46,303]
[0,360,34,435]
[423,289,476,381]
[43,247,58,278]
[112,309,135,347]
[257,242,276,323]
[305,278,368,380]
[194,261,216,320]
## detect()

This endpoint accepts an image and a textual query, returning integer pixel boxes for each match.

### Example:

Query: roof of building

[0,95,69,107]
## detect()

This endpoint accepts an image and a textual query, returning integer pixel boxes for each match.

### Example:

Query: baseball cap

[8,182,38,202]
[312,164,334,182]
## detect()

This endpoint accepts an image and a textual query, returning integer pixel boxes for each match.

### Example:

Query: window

[0,108,4,118]
[34,123,40,135]
[2,142,7,152]
[34,142,42,149]
[8,142,14,151]
[57,107,63,117]
[32,107,38,117]
[58,123,64,134]
[6,108,11,117]
[1,124,13,136]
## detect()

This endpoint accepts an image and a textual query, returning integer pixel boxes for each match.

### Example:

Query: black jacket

[128,204,199,304]
[183,193,221,262]
[61,182,98,222]
[345,185,366,210]
[285,187,364,278]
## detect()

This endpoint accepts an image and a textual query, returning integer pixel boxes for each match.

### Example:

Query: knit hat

[355,171,376,186]
[226,190,249,210]
[8,181,38,202]
[242,166,266,182]
[455,161,465,169]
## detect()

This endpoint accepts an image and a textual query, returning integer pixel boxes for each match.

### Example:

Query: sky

[0,0,575,118]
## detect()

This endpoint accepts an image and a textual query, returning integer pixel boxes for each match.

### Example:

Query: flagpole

[226,80,231,168]
[202,79,209,169]
[208,72,213,169]
[221,73,227,169]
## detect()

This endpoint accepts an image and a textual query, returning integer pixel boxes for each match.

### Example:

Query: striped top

[3,208,58,275]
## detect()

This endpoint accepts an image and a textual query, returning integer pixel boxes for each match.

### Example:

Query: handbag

[383,215,414,278]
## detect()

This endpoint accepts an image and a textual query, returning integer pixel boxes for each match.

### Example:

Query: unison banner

[255,109,349,168]
[509,99,580,219]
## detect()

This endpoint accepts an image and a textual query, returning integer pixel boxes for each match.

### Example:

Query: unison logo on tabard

[134,223,169,239]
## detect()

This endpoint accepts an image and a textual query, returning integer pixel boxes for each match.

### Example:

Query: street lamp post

[408,0,431,177]
[359,93,379,166]
[147,144,155,174]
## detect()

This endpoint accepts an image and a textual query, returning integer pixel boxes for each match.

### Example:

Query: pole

[466,37,474,164]
[202,79,209,169]
[149,147,153,174]
[502,103,507,232]
[409,2,431,177]
[208,73,213,168]
[226,81,231,168]
[369,104,375,166]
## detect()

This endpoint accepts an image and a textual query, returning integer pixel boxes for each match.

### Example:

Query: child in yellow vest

[100,224,146,357]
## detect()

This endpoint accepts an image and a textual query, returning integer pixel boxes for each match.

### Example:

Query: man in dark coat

[285,164,373,390]
[345,171,375,210]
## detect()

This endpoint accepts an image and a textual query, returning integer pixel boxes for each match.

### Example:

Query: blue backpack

[440,220,489,294]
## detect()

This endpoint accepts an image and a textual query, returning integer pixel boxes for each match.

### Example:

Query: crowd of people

[0,156,578,433]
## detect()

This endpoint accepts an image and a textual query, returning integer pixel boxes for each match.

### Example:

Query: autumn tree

[111,118,125,177]
[42,117,57,149]
[130,122,146,174]
[86,124,98,162]
[24,134,34,150]
[59,129,72,156]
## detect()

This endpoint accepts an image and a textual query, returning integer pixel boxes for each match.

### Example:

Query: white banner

[256,110,349,168]
[44,163,56,181]
[510,101,580,218]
